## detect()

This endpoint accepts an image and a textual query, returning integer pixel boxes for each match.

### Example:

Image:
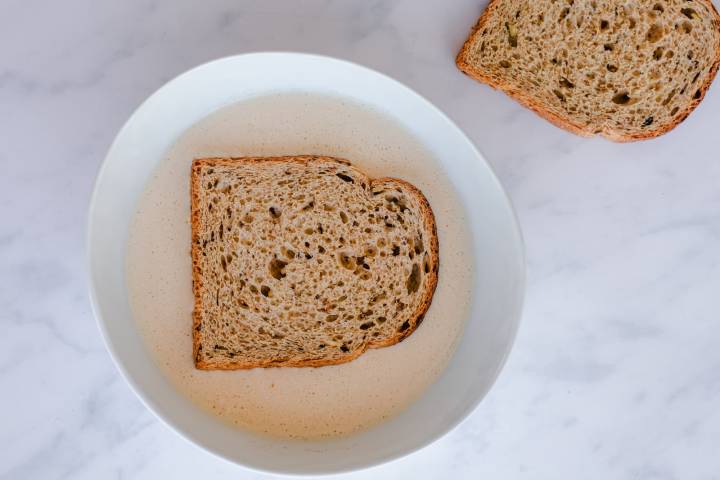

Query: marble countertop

[3,1,720,478]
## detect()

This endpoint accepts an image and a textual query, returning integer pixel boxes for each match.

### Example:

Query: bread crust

[456,0,720,142]
[190,156,439,369]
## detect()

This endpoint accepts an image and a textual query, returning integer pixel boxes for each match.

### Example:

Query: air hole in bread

[663,89,677,105]
[336,172,354,183]
[612,92,631,104]
[681,8,697,20]
[505,21,518,47]
[269,259,287,280]
[406,264,421,294]
[559,77,575,89]
[338,252,354,269]
[559,8,570,22]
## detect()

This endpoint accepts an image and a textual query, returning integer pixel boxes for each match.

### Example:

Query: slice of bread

[190,156,439,369]
[456,0,720,141]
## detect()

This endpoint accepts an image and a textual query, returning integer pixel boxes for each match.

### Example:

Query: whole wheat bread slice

[190,156,439,369]
[457,0,720,141]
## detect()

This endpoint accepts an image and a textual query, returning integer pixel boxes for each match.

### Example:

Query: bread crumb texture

[191,156,439,369]
[457,0,720,140]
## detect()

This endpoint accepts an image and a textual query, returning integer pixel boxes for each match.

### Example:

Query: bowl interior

[88,53,524,475]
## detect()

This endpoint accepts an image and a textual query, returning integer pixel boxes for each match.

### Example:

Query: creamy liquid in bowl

[127,93,473,439]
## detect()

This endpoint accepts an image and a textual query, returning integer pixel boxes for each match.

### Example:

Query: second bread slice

[457,0,720,141]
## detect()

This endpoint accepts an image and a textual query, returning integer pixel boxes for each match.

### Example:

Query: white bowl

[88,52,525,475]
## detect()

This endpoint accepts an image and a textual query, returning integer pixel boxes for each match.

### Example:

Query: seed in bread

[190,156,439,369]
[456,0,720,141]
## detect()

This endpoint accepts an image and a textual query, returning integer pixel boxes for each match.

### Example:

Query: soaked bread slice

[190,156,439,369]
[456,0,720,141]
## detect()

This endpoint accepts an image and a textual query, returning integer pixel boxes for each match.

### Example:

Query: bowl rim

[87,51,526,476]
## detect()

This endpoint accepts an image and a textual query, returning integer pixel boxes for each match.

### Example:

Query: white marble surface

[2,0,720,478]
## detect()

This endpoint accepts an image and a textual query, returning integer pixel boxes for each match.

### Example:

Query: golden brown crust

[190,160,204,368]
[372,178,439,345]
[190,155,439,370]
[455,0,720,142]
